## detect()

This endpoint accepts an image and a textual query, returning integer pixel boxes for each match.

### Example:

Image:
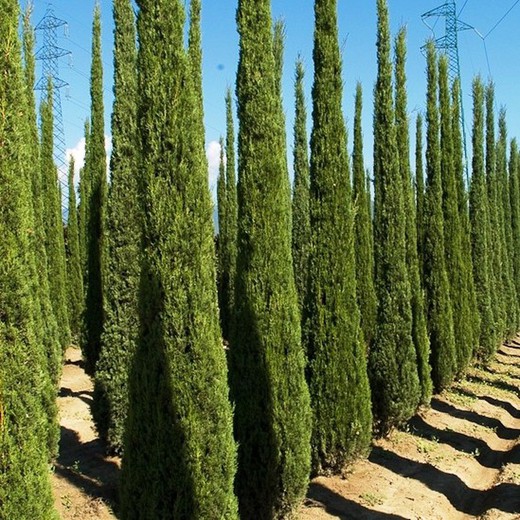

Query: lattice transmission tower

[422,1,474,181]
[35,5,71,216]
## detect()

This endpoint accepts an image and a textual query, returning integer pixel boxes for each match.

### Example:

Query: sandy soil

[51,342,519,520]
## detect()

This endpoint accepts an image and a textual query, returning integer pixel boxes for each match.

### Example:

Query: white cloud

[65,134,112,187]
[206,139,222,193]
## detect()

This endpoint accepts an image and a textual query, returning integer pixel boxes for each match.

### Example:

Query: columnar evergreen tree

[78,119,90,273]
[217,135,228,330]
[394,29,431,402]
[82,5,107,375]
[423,44,457,391]
[470,77,497,359]
[120,0,238,517]
[352,83,377,349]
[229,0,311,516]
[495,109,517,335]
[22,8,61,455]
[40,82,70,352]
[451,79,480,355]
[369,0,420,431]
[292,58,311,313]
[93,0,141,453]
[416,113,425,281]
[66,158,84,343]
[485,83,506,340]
[305,0,372,472]
[509,138,520,314]
[438,56,473,375]
[0,2,57,517]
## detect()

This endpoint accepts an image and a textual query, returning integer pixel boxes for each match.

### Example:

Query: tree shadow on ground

[64,357,86,369]
[497,348,520,359]
[466,374,519,397]
[481,365,520,380]
[306,483,405,519]
[451,386,520,420]
[430,398,520,440]
[58,387,93,407]
[369,447,520,516]
[55,426,120,513]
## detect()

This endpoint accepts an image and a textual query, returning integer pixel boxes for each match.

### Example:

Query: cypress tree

[224,89,238,341]
[305,0,372,472]
[352,83,377,349]
[438,56,473,374]
[416,113,425,282]
[66,157,84,343]
[496,109,517,336]
[82,5,107,375]
[423,45,457,391]
[22,7,61,455]
[120,0,238,517]
[452,79,480,356]
[229,0,311,516]
[292,58,311,314]
[93,0,140,453]
[509,138,520,320]
[217,135,228,332]
[394,29,431,402]
[485,83,506,340]
[469,77,497,359]
[40,82,71,351]
[78,119,90,274]
[369,0,420,431]
[0,2,56,516]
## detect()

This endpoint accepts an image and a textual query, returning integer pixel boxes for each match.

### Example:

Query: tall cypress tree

[93,0,141,453]
[120,0,238,517]
[423,44,457,391]
[305,0,372,472]
[0,2,56,516]
[229,0,311,516]
[369,0,419,431]
[78,119,90,274]
[82,5,107,375]
[485,83,506,340]
[66,157,84,343]
[509,138,520,319]
[438,56,473,375]
[352,82,377,349]
[292,58,311,314]
[452,78,480,356]
[470,77,497,360]
[394,29,431,402]
[416,113,425,283]
[217,135,228,333]
[40,82,70,352]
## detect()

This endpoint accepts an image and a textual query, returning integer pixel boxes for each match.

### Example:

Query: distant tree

[352,82,377,349]
[394,28,431,402]
[217,135,228,330]
[423,46,457,391]
[470,77,497,360]
[93,0,141,453]
[415,113,425,283]
[369,0,420,431]
[229,0,311,516]
[82,5,107,375]
[438,56,473,375]
[120,0,238,517]
[292,58,311,314]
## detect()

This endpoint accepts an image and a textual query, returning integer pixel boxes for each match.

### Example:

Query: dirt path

[51,343,519,520]
[51,347,119,519]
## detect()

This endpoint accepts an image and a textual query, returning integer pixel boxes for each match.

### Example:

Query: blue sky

[23,1,520,191]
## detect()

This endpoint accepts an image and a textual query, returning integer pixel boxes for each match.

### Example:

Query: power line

[484,0,520,38]
[458,0,470,16]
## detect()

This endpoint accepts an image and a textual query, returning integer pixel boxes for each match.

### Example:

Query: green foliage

[370,0,420,432]
[292,58,311,314]
[305,0,372,473]
[469,77,497,360]
[66,158,84,343]
[93,0,140,453]
[229,0,311,516]
[352,83,377,349]
[120,1,238,517]
[423,44,457,391]
[438,56,474,375]
[394,29,431,403]
[415,113,425,283]
[217,135,228,334]
[0,3,57,517]
[509,138,520,320]
[40,83,70,351]
[82,6,107,375]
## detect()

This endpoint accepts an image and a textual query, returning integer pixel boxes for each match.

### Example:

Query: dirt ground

[51,341,520,519]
